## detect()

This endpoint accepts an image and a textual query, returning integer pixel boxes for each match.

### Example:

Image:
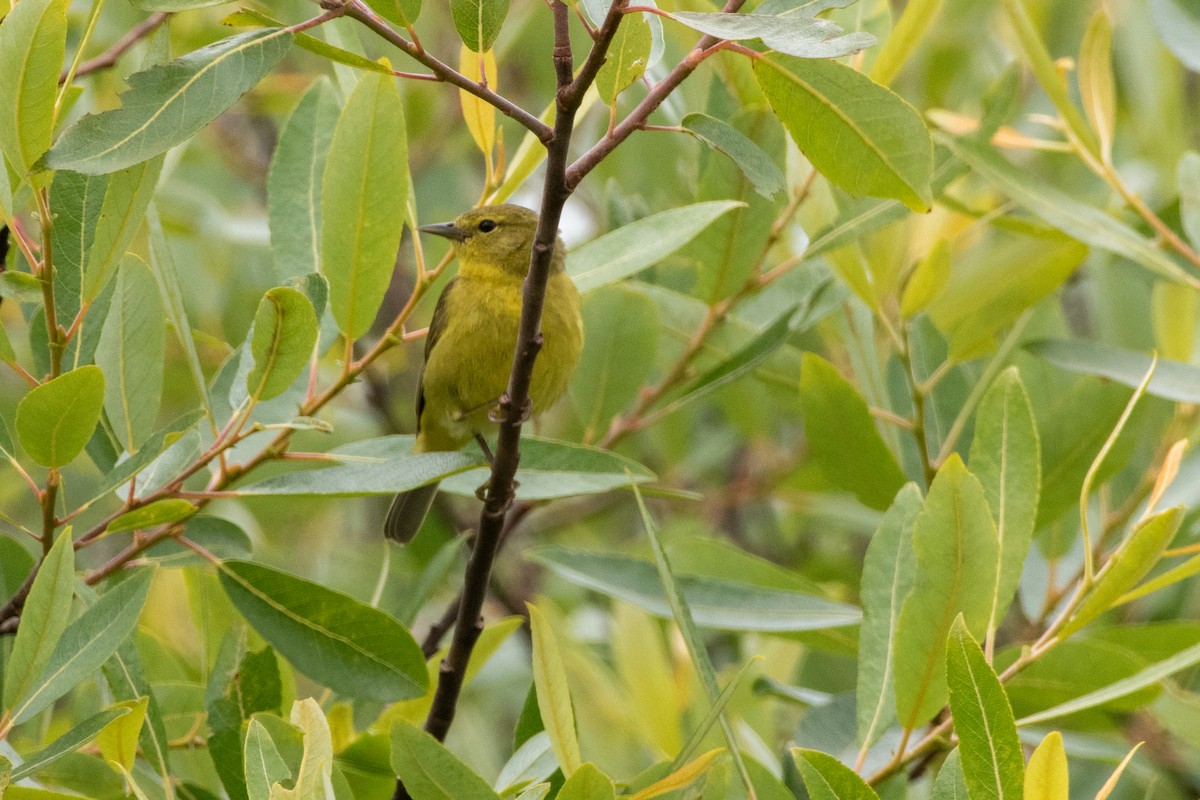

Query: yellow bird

[384,205,584,542]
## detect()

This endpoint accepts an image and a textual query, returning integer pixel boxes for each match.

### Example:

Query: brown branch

[61,12,170,83]
[342,0,553,143]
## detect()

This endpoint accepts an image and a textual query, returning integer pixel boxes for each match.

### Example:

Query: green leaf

[145,516,253,566]
[0,271,40,301]
[1017,636,1200,726]
[569,285,658,442]
[245,719,291,800]
[567,201,743,293]
[16,365,106,467]
[754,55,932,212]
[1027,339,1200,404]
[238,448,483,496]
[96,697,149,772]
[95,255,165,452]
[450,0,509,52]
[1150,0,1200,72]
[0,318,14,365]
[83,409,205,506]
[1059,508,1183,640]
[791,749,880,800]
[893,456,999,728]
[267,79,339,281]
[670,10,874,59]
[3,529,74,710]
[945,618,1024,800]
[148,205,211,417]
[528,603,583,777]
[655,306,796,420]
[271,699,334,800]
[681,113,784,199]
[559,763,615,800]
[84,157,164,304]
[1024,732,1068,800]
[869,0,943,85]
[225,9,394,76]
[217,560,428,702]
[967,368,1039,641]
[1178,151,1200,250]
[321,70,408,340]
[389,720,503,800]
[926,232,1086,359]
[8,567,154,724]
[530,545,860,632]
[899,238,950,318]
[106,499,198,534]
[596,15,651,104]
[942,134,1199,287]
[247,287,319,402]
[931,749,968,800]
[8,707,131,781]
[798,353,906,511]
[1079,10,1115,161]
[0,0,67,177]
[856,484,922,748]
[49,169,107,327]
[101,640,172,783]
[44,29,294,174]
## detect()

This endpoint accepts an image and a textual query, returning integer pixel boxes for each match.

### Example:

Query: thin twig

[62,12,170,83]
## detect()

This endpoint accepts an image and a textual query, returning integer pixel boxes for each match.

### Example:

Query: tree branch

[60,12,170,83]
[343,0,554,143]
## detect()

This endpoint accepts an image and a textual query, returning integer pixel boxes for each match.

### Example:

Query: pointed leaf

[270,699,335,800]
[558,763,616,800]
[84,157,164,303]
[96,697,149,772]
[0,0,67,177]
[568,201,744,293]
[247,287,319,402]
[44,29,294,174]
[791,748,881,800]
[245,719,291,800]
[755,55,932,211]
[528,603,583,776]
[16,366,106,467]
[389,720,503,800]
[48,169,107,327]
[946,617,1024,800]
[682,113,784,198]
[1079,10,1115,161]
[321,71,408,339]
[631,750,722,800]
[1059,507,1183,640]
[8,707,132,781]
[967,368,1039,640]
[943,134,1199,287]
[365,0,422,27]
[799,353,906,511]
[932,749,969,800]
[893,456,999,727]
[218,560,428,702]
[1023,732,1067,800]
[268,79,339,281]
[95,255,165,451]
[856,484,922,748]
[3,529,75,710]
[9,567,154,724]
[106,498,198,534]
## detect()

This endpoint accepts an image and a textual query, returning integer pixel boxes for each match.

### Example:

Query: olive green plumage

[384,205,584,542]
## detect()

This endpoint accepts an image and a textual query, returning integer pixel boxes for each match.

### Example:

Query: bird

[384,204,584,542]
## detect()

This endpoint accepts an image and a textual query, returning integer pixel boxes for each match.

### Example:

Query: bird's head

[419,205,562,276]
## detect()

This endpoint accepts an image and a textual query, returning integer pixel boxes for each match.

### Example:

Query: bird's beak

[418,221,468,242]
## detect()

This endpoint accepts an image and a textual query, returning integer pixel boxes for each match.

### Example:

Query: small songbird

[384,205,584,542]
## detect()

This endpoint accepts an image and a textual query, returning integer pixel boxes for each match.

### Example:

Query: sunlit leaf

[247,287,319,402]
[755,55,932,211]
[670,10,874,59]
[528,603,583,776]
[8,707,131,781]
[451,0,508,52]
[596,15,651,104]
[1024,732,1068,800]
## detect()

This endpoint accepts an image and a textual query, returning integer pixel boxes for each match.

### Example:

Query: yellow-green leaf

[16,366,106,467]
[459,47,498,159]
[900,238,951,318]
[97,697,149,773]
[596,15,651,104]
[1079,10,1115,162]
[0,0,67,177]
[528,603,583,776]
[1023,731,1068,800]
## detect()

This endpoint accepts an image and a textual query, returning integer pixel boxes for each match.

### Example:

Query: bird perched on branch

[384,204,584,542]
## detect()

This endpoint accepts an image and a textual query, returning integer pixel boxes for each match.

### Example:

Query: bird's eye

[478,219,497,233]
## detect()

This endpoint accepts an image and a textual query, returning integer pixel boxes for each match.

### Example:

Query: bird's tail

[383,481,440,543]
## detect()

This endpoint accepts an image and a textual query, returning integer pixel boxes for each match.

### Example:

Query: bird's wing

[415,277,458,432]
